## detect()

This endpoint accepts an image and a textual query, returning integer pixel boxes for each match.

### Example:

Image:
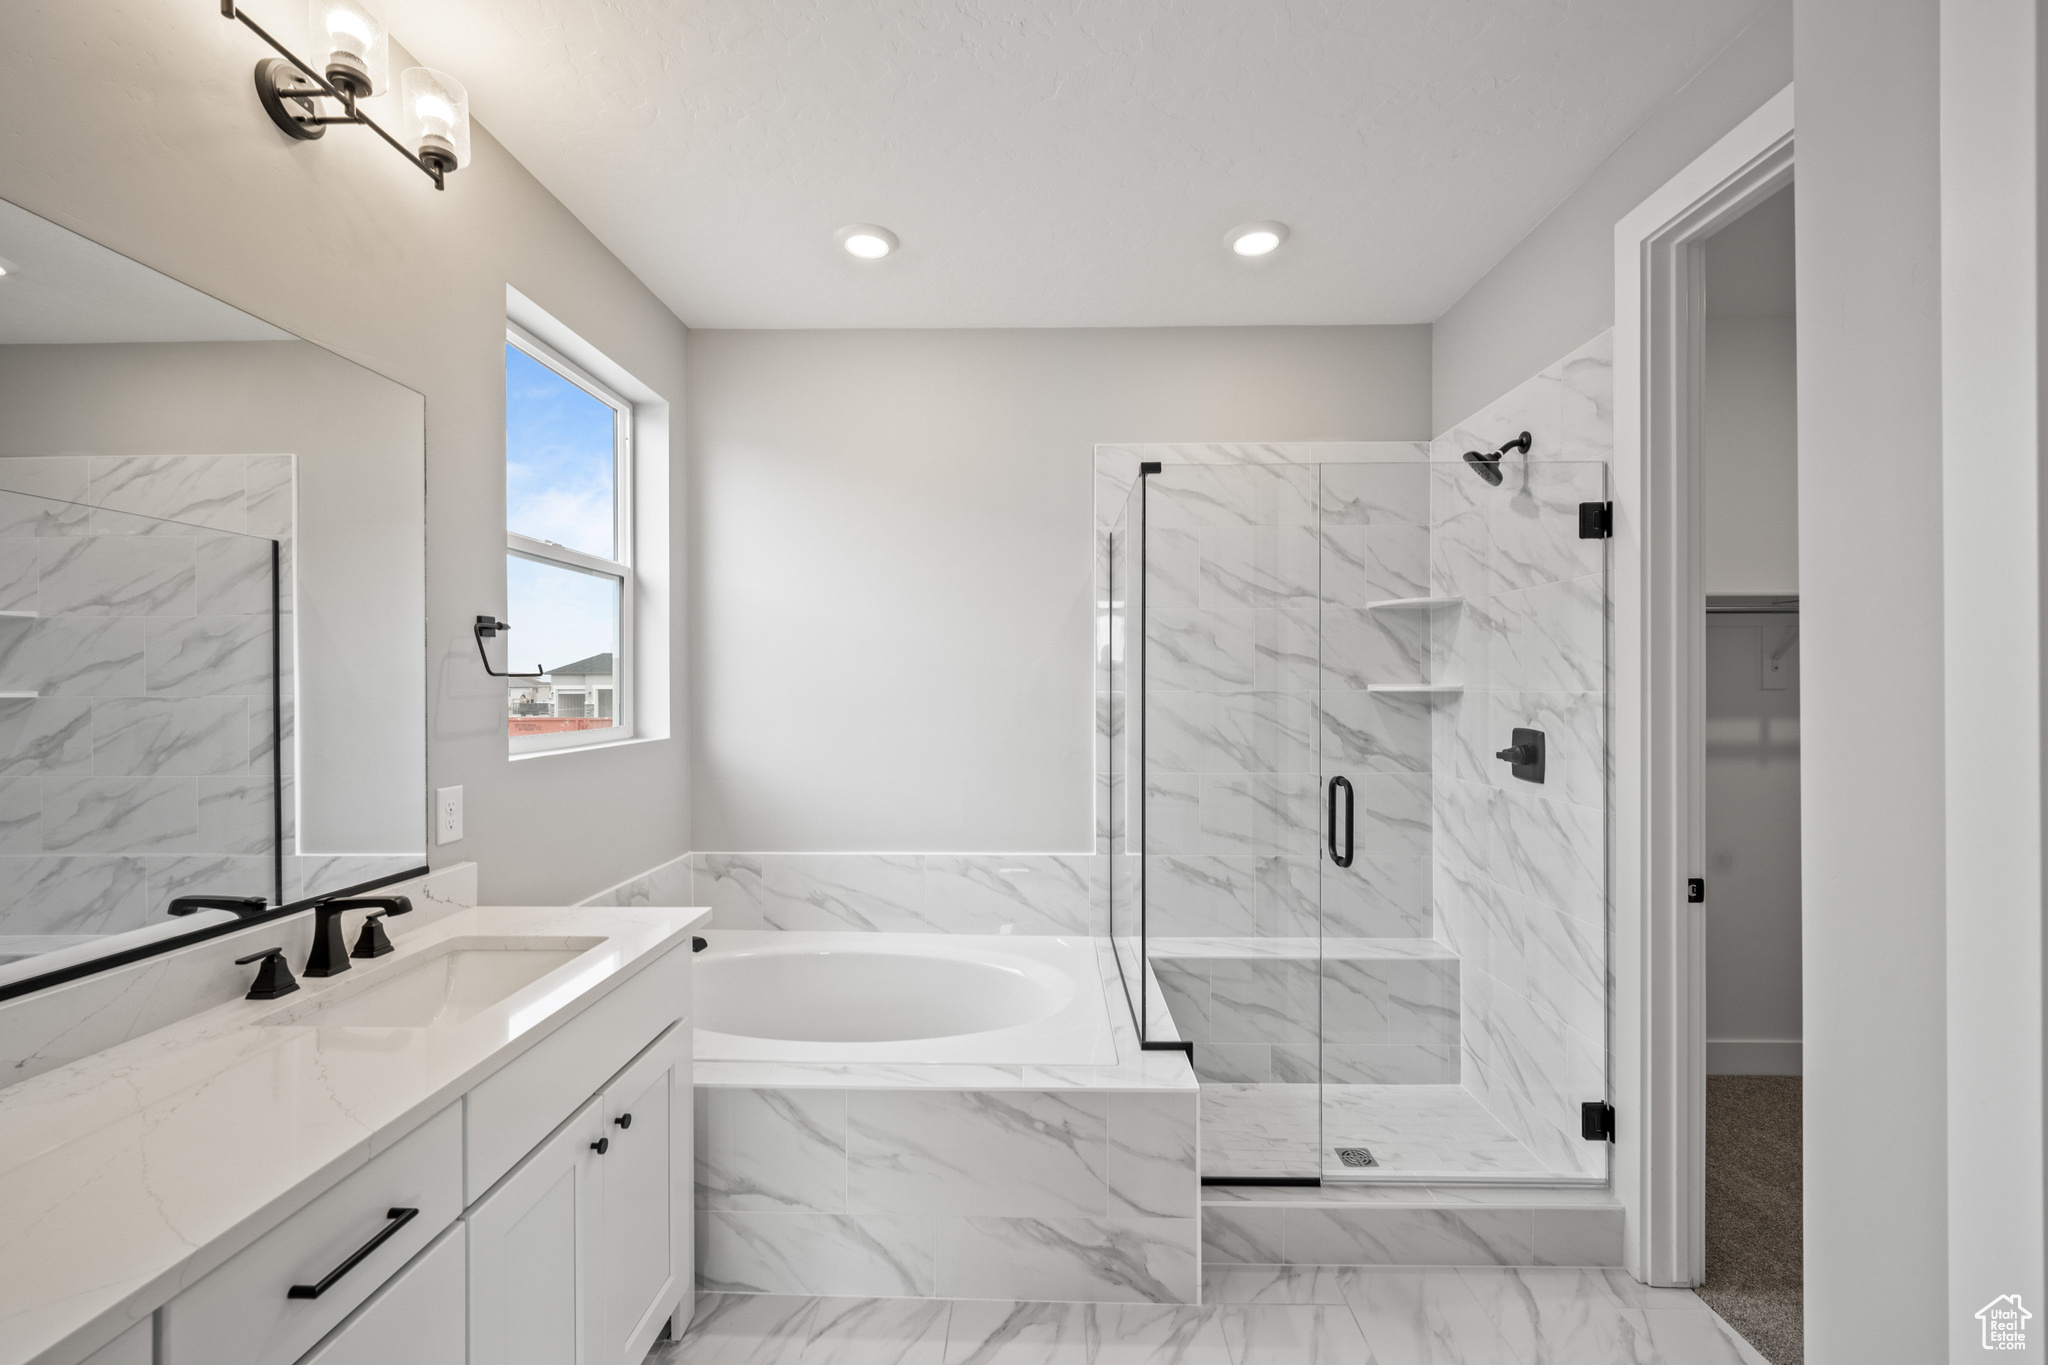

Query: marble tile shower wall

[0,456,294,948]
[1428,330,1612,1178]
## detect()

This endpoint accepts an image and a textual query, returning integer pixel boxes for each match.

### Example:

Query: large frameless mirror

[0,196,426,1000]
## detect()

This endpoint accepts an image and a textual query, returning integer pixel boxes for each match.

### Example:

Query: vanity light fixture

[836,224,900,260]
[1227,221,1289,257]
[221,1,470,190]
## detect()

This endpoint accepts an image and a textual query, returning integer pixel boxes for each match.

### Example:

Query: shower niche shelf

[1365,595,1463,611]
[1366,683,1464,697]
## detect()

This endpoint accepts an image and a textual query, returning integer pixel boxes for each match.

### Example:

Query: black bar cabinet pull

[287,1207,419,1299]
[1327,776,1355,869]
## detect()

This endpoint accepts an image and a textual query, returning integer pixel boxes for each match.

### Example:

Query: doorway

[1697,185,1803,1365]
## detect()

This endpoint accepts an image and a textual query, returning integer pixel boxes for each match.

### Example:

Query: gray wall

[0,1,693,905]
[1702,318,1798,595]
[1797,0,1949,1356]
[1429,3,1792,434]
[1703,616,1801,1074]
[686,326,1430,852]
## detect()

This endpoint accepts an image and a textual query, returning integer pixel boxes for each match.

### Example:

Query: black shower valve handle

[1496,744,1539,766]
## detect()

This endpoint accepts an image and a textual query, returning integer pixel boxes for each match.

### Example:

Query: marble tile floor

[1203,1084,1549,1181]
[652,1266,1770,1364]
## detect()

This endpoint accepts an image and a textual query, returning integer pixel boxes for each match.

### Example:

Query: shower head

[1460,430,1532,486]
[1462,450,1505,485]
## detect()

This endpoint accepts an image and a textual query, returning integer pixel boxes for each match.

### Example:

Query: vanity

[0,901,707,1365]
[0,162,704,1365]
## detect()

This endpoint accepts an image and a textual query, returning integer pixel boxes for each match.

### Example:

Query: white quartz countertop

[0,903,708,1365]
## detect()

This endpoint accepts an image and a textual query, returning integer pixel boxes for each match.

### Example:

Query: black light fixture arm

[474,616,545,679]
[220,2,448,190]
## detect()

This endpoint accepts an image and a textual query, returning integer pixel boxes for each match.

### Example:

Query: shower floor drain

[1335,1147,1378,1168]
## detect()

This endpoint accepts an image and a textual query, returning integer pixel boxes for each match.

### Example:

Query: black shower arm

[1464,430,1533,463]
[473,616,544,679]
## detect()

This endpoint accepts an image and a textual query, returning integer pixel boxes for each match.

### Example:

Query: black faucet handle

[351,908,406,960]
[170,895,269,919]
[235,947,300,1000]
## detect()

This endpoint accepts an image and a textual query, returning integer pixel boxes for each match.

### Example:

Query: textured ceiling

[385,0,1770,329]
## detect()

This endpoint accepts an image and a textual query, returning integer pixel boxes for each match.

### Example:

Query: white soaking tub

[692,931,1118,1065]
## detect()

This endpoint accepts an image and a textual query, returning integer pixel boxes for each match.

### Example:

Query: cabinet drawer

[159,1104,462,1365]
[466,943,690,1201]
[297,1223,465,1365]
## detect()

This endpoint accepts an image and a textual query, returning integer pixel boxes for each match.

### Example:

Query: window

[505,324,633,752]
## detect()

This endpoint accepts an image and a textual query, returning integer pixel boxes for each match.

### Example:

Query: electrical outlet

[436,785,464,845]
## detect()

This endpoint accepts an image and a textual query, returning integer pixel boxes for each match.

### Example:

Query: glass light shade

[400,67,471,172]
[310,0,388,96]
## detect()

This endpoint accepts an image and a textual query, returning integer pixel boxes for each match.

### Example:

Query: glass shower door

[1140,462,1323,1182]
[1318,456,1611,1183]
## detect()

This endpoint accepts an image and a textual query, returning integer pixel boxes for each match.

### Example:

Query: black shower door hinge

[1578,501,1613,539]
[1688,878,1705,904]
[1582,1101,1616,1143]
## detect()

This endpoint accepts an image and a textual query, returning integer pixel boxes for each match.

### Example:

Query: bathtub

[692,931,1118,1066]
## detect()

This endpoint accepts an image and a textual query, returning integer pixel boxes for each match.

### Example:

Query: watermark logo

[1978,1295,2032,1351]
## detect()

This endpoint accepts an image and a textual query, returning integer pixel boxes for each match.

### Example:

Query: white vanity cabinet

[468,1023,692,1365]
[139,938,695,1365]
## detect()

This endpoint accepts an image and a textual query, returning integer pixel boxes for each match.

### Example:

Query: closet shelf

[1365,595,1463,611]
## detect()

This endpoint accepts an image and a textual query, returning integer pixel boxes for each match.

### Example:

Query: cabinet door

[299,1224,465,1365]
[466,1096,604,1365]
[590,1023,690,1365]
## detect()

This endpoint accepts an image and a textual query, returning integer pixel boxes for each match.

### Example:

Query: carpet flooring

[1699,1075,1803,1364]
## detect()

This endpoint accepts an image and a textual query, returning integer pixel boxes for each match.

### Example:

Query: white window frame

[505,321,636,755]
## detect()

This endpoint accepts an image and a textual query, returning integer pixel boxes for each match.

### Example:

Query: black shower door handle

[1327,776,1354,868]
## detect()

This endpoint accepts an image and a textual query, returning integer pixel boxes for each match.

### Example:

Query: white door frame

[1611,84,1793,1288]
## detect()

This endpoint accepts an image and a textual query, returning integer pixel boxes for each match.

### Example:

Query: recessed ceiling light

[1227,221,1289,257]
[836,224,899,260]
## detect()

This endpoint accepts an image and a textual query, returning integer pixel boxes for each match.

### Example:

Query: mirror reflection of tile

[0,455,414,964]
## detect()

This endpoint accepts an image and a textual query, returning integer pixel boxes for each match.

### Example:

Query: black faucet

[235,947,299,1000]
[169,895,269,919]
[333,896,415,959]
[304,902,353,978]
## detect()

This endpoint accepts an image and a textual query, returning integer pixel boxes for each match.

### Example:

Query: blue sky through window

[506,342,624,681]
[507,554,618,678]
[506,343,616,558]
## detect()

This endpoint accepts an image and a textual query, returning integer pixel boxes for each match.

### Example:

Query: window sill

[508,732,664,762]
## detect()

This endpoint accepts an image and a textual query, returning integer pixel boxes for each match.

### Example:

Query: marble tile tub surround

[0,862,476,1088]
[0,455,305,953]
[1428,332,1612,1181]
[0,897,703,1365]
[585,850,1098,936]
[696,1085,1201,1304]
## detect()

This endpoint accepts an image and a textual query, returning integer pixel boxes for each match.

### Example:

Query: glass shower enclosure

[1103,454,1609,1185]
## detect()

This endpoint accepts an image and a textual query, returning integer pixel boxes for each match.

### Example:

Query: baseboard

[1705,1038,1802,1075]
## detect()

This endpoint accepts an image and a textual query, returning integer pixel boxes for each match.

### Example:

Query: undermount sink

[267,937,606,1029]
